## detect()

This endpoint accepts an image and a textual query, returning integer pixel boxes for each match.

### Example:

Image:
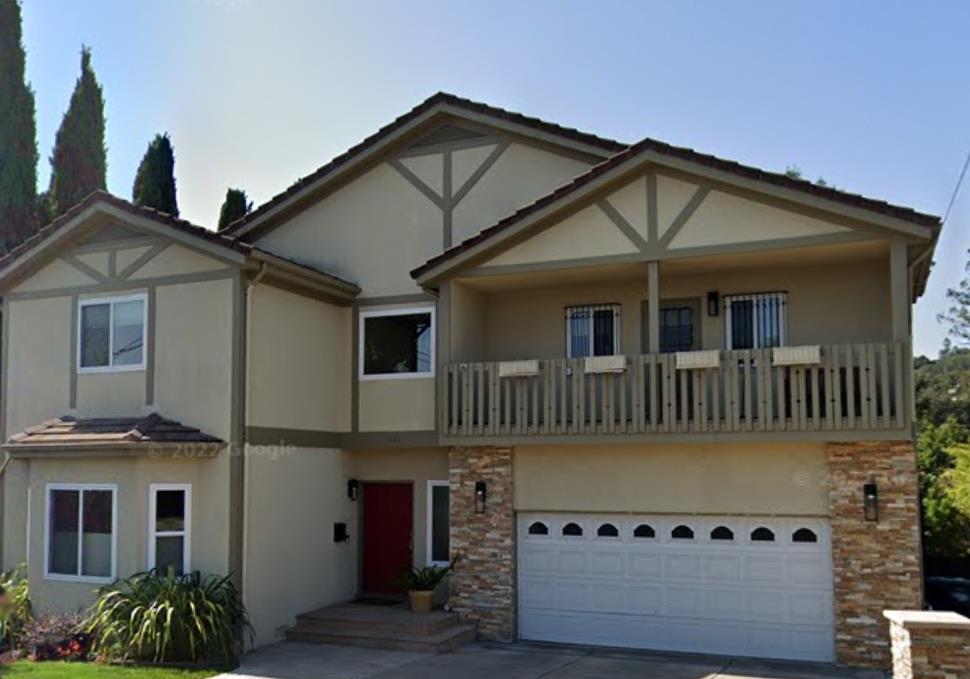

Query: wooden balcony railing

[442,342,910,439]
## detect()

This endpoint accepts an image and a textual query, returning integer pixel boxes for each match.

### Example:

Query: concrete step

[295,603,461,636]
[285,622,477,654]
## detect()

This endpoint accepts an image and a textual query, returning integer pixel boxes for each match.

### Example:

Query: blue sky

[20,0,970,356]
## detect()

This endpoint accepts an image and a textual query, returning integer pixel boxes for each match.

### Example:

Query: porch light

[863,481,878,521]
[707,291,720,317]
[347,479,360,502]
[475,481,487,514]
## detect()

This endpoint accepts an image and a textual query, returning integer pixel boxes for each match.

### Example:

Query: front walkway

[219,641,887,679]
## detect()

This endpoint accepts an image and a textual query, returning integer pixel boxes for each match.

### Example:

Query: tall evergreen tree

[0,0,38,249]
[218,188,252,230]
[132,133,178,215]
[48,46,106,216]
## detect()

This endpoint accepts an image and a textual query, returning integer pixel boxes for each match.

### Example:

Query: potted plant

[396,563,454,613]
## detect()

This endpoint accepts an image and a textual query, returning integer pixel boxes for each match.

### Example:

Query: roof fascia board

[415,153,934,285]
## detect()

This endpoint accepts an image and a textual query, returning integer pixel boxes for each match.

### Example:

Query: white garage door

[517,513,834,662]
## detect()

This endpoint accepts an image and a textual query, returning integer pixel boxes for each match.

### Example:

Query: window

[359,306,435,379]
[45,484,116,581]
[596,523,619,537]
[78,294,147,372]
[562,522,583,536]
[710,526,734,541]
[793,528,818,543]
[528,522,549,536]
[149,484,191,575]
[633,524,655,539]
[724,292,787,350]
[751,527,776,542]
[427,481,450,566]
[660,306,695,353]
[671,525,694,540]
[565,304,619,358]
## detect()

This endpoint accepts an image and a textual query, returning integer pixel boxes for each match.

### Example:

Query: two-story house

[0,93,940,669]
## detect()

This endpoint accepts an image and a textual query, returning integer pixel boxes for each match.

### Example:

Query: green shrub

[0,564,32,650]
[396,562,455,592]
[84,570,251,665]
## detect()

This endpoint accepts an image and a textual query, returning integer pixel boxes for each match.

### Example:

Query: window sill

[77,364,146,375]
[44,573,115,584]
[359,372,435,381]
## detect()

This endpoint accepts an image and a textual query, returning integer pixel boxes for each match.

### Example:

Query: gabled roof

[5,412,223,454]
[0,191,361,300]
[411,134,941,282]
[226,92,627,238]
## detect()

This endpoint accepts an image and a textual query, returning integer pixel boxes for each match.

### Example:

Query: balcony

[441,342,911,442]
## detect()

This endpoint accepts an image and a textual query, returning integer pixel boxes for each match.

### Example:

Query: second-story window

[359,306,435,379]
[566,304,620,358]
[78,293,147,372]
[724,292,787,350]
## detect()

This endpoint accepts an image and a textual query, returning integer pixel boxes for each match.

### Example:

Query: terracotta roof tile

[6,412,223,447]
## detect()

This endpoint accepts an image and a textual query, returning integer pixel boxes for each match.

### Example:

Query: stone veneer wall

[448,446,515,642]
[828,441,923,668]
[886,611,970,679]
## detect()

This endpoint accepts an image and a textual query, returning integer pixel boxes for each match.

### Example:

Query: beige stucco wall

[247,284,352,432]
[466,258,890,362]
[452,143,590,244]
[358,379,435,431]
[254,163,443,298]
[242,444,356,647]
[515,442,828,516]
[241,445,447,647]
[19,454,229,614]
[2,240,236,589]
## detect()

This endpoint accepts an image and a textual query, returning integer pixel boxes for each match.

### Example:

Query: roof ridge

[225,92,627,234]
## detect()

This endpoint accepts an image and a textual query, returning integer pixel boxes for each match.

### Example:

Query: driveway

[219,641,887,679]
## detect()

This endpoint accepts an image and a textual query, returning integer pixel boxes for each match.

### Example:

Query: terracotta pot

[408,590,434,612]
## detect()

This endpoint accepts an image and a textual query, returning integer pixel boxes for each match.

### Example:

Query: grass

[5,661,222,678]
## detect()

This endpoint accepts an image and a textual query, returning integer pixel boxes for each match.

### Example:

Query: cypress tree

[48,45,106,216]
[0,0,38,249]
[132,133,178,215]
[218,188,252,230]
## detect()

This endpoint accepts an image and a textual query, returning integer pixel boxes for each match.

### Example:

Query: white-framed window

[565,304,620,358]
[148,484,191,575]
[426,480,450,567]
[724,292,788,350]
[359,305,435,380]
[78,293,148,372]
[44,483,117,582]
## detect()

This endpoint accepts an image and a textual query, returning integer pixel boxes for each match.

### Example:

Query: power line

[942,146,970,225]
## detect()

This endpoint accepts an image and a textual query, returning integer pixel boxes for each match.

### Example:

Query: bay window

[45,484,116,581]
[149,484,191,575]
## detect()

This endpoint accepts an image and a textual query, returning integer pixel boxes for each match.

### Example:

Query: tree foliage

[915,348,970,557]
[0,0,38,250]
[47,46,106,217]
[940,249,970,347]
[132,133,178,216]
[217,187,251,230]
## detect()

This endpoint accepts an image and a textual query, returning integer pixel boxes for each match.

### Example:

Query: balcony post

[647,260,660,354]
[889,237,909,342]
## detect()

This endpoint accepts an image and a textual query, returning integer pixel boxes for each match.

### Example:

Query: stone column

[885,610,970,679]
[448,446,515,642]
[828,441,923,668]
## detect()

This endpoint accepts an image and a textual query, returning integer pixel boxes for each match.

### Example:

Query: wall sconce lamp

[707,291,720,317]
[863,481,878,521]
[347,479,360,502]
[475,481,487,514]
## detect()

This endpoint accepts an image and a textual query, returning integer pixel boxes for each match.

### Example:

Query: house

[0,93,940,669]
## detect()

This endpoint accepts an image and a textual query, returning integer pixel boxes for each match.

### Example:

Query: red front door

[362,483,413,593]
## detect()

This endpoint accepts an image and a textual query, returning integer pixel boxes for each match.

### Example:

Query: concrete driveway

[219,641,887,679]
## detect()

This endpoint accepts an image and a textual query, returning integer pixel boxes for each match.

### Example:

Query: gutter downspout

[239,262,265,643]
